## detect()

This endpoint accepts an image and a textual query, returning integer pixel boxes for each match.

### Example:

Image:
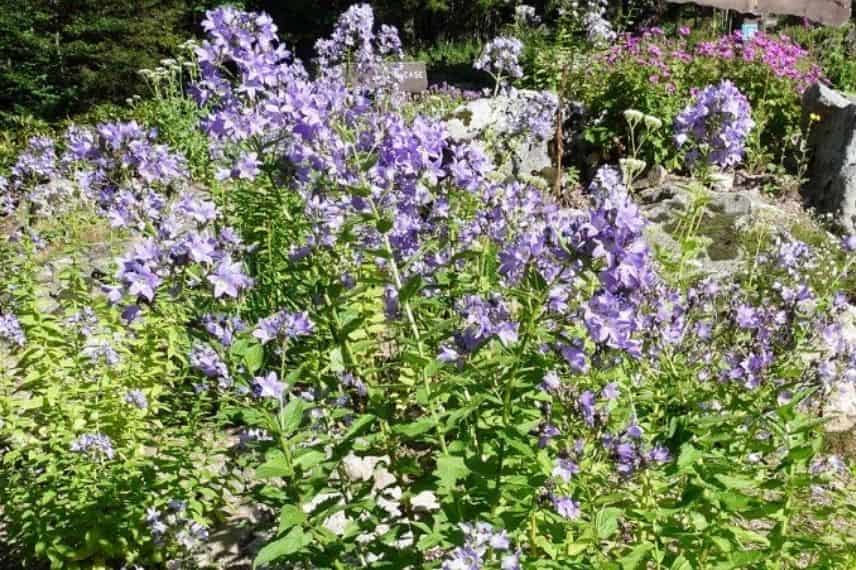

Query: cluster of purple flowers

[1,137,58,216]
[106,193,252,321]
[0,313,25,347]
[146,500,209,554]
[81,339,121,367]
[674,80,755,168]
[474,37,524,84]
[314,2,403,84]
[201,313,246,346]
[125,389,149,410]
[254,371,285,400]
[70,433,115,460]
[253,310,314,345]
[602,429,671,476]
[441,294,519,360]
[189,343,231,389]
[696,31,825,93]
[507,89,559,142]
[65,121,187,229]
[442,522,520,570]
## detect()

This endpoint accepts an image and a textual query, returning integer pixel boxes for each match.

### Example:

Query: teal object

[741,21,759,40]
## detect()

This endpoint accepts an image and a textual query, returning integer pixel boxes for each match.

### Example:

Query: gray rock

[639,180,789,277]
[802,83,856,233]
[444,90,553,179]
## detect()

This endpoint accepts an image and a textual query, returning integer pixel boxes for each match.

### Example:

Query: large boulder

[802,83,856,233]
[444,90,553,180]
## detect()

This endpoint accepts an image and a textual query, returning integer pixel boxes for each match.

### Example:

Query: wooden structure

[669,0,850,25]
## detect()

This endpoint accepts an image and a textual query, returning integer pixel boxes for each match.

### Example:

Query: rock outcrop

[802,83,856,233]
[444,90,553,180]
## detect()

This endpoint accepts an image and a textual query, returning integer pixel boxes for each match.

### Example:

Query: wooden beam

[668,0,850,25]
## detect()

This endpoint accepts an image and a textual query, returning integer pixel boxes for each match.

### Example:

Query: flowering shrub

[552,26,823,170]
[674,80,755,169]
[0,4,855,569]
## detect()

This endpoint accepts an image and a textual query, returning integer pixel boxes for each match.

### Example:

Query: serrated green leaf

[596,507,622,539]
[278,505,306,534]
[254,527,308,567]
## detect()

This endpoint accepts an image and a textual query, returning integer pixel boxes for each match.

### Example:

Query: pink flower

[678,26,690,37]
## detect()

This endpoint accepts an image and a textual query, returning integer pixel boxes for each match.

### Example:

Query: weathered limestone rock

[639,180,784,277]
[802,83,856,233]
[444,90,552,180]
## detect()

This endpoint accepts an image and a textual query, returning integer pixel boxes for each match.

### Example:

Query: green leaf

[339,414,375,445]
[727,525,770,547]
[620,543,653,570]
[677,443,703,472]
[398,274,423,304]
[257,454,292,479]
[596,507,622,539]
[281,398,307,436]
[294,449,326,470]
[670,555,692,570]
[244,343,264,374]
[278,505,306,534]
[254,527,309,567]
[715,474,756,490]
[393,418,435,439]
[434,455,469,494]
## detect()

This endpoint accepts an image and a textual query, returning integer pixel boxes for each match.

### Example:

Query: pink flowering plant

[0,5,854,570]
[557,26,823,170]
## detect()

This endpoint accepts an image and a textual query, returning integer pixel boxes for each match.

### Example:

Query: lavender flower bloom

[0,313,26,347]
[190,344,230,386]
[674,80,754,168]
[602,382,620,400]
[82,339,121,367]
[208,256,253,299]
[70,433,115,460]
[442,547,482,570]
[451,294,519,354]
[252,310,314,345]
[507,90,558,141]
[578,391,598,426]
[202,314,246,347]
[552,495,581,519]
[583,2,616,46]
[538,423,561,448]
[539,370,561,393]
[125,389,149,410]
[66,307,98,337]
[647,445,671,463]
[501,551,521,570]
[254,371,285,400]
[474,37,524,83]
[443,522,522,570]
[553,458,579,482]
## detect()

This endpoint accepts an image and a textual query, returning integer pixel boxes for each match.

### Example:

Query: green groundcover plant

[0,4,854,570]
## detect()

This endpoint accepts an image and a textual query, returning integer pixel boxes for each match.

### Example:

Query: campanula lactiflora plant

[0,4,853,569]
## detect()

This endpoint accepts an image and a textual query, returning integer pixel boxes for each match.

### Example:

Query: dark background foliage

[0,0,545,123]
[0,0,222,122]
